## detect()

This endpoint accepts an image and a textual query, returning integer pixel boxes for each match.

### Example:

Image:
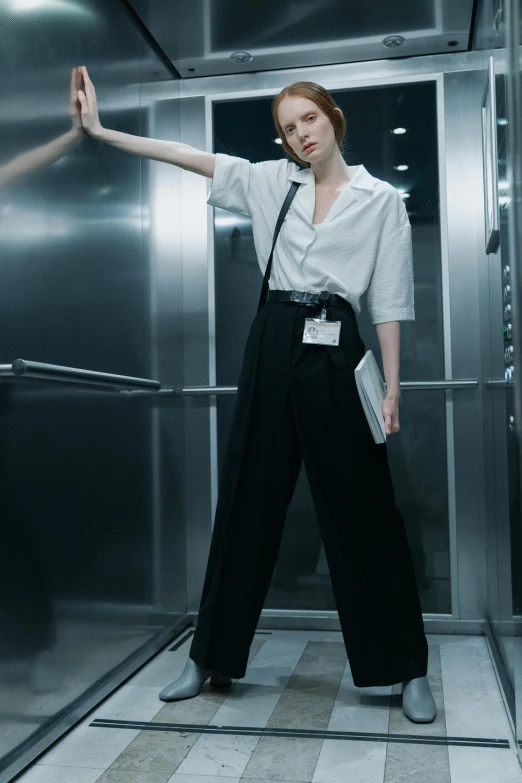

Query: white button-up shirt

[207,153,414,324]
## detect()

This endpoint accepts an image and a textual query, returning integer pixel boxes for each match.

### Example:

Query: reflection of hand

[69,66,86,138]
[0,68,86,190]
[77,65,103,138]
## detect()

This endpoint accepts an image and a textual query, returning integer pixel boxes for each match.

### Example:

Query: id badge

[303,317,341,346]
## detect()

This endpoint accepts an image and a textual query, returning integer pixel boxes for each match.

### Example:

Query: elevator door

[212,82,450,615]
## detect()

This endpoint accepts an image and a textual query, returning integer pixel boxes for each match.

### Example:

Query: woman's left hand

[382,394,400,435]
[70,67,86,137]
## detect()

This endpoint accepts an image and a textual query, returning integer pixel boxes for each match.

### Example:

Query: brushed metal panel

[129,0,474,78]
[178,96,215,612]
[143,89,187,622]
[443,69,490,621]
[0,1,185,779]
[504,0,522,766]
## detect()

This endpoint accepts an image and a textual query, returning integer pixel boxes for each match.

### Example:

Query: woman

[78,68,436,723]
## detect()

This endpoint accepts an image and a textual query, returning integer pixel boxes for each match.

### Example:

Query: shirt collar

[287,163,376,193]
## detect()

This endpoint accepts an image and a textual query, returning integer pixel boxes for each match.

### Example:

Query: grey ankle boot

[402,675,436,722]
[159,657,232,702]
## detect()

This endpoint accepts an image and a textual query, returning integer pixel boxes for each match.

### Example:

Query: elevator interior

[0,0,521,780]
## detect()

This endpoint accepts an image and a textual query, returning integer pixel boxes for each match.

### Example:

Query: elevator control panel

[503,265,514,384]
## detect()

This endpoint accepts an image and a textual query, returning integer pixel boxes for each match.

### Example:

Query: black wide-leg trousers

[190,299,429,687]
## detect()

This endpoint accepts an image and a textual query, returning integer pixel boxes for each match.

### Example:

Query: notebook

[354,350,387,443]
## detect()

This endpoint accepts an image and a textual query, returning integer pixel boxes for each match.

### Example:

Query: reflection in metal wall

[474,0,522,759]
[505,0,522,766]
[474,0,521,744]
[0,1,186,780]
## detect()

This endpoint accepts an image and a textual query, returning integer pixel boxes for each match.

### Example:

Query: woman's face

[277,94,340,164]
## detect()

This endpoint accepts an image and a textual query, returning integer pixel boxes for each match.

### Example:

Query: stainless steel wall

[506,0,522,768]
[0,2,187,780]
[472,0,521,746]
[472,0,522,766]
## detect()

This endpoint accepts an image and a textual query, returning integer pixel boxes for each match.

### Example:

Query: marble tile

[440,637,502,697]
[247,637,269,663]
[444,694,513,740]
[328,662,392,735]
[90,685,166,722]
[239,641,346,779]
[262,630,344,644]
[312,739,386,783]
[37,725,140,769]
[383,742,450,783]
[16,766,104,783]
[168,775,240,782]
[174,732,260,777]
[97,771,172,783]
[31,631,517,783]
[126,655,186,688]
[436,637,514,739]
[240,641,308,688]
[448,745,522,782]
[265,642,347,731]
[208,638,308,730]
[108,729,199,775]
[208,683,282,729]
[167,635,195,660]
[241,735,322,781]
[152,688,230,726]
[426,634,476,647]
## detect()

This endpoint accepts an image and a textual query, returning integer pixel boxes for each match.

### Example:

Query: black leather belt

[266,290,351,368]
[266,289,350,309]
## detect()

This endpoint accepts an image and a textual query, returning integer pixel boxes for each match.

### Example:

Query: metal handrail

[485,378,516,388]
[182,379,479,395]
[183,385,242,395]
[0,359,161,391]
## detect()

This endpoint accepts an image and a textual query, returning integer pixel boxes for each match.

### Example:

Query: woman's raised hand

[77,65,103,137]
[69,67,85,136]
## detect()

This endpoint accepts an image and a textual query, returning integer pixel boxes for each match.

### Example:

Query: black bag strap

[257,181,301,313]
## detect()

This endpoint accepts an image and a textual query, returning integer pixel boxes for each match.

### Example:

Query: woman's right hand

[77,65,103,137]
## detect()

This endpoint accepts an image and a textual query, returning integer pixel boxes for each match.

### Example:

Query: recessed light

[400,192,410,199]
[230,51,253,63]
[394,164,409,171]
[391,127,407,135]
[382,35,405,48]
[274,138,283,145]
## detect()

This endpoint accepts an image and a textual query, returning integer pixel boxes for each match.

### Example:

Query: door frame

[178,50,496,633]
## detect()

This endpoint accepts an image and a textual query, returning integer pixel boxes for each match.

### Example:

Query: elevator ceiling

[127,0,476,79]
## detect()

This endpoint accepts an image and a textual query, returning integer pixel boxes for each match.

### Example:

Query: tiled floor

[15,630,522,783]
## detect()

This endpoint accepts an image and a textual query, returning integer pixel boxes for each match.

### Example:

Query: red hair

[272,82,347,167]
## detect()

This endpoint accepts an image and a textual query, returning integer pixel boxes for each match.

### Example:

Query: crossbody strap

[257,181,301,313]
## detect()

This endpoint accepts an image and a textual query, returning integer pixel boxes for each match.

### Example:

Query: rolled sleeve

[207,153,267,217]
[367,212,415,325]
